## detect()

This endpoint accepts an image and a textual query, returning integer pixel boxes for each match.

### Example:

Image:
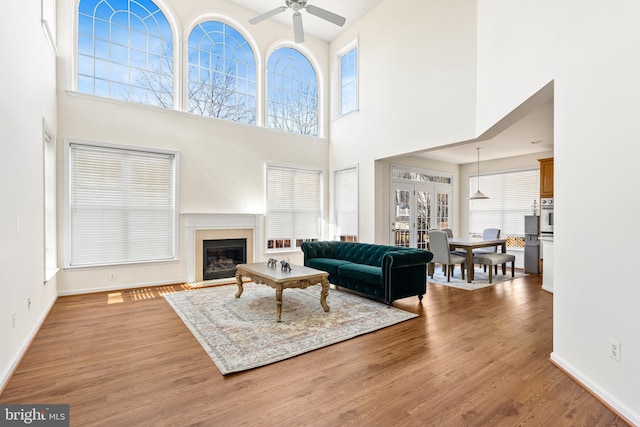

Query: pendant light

[469,147,489,200]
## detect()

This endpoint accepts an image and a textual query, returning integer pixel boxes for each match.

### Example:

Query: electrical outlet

[609,338,621,362]
[109,272,116,281]
[11,313,16,329]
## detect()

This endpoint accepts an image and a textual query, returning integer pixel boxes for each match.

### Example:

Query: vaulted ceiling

[227,0,553,165]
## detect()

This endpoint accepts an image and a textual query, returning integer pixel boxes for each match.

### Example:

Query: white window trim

[63,138,180,268]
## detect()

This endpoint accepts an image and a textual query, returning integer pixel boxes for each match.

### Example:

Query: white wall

[475,0,556,134]
[0,2,59,390]
[329,0,478,243]
[551,1,640,422]
[54,0,330,294]
[476,0,640,422]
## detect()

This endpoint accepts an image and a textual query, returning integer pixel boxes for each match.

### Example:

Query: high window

[469,169,540,248]
[340,46,358,116]
[187,21,256,124]
[267,47,318,136]
[334,167,358,241]
[66,141,178,267]
[77,0,174,107]
[266,164,323,250]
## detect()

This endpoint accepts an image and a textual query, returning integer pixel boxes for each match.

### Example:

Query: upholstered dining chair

[427,230,465,282]
[441,228,454,238]
[474,228,501,272]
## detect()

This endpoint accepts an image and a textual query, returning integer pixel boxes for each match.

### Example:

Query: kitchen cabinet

[539,158,554,198]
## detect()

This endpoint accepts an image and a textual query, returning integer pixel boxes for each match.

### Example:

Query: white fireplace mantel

[182,213,262,283]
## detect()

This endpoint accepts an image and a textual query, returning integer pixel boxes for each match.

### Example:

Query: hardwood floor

[0,274,629,426]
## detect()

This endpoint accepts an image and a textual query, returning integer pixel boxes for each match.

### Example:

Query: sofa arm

[383,249,433,269]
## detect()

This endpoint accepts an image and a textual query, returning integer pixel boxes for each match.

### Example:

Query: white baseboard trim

[550,352,639,426]
[0,294,58,395]
[57,278,188,296]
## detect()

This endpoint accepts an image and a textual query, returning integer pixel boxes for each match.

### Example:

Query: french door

[391,182,451,249]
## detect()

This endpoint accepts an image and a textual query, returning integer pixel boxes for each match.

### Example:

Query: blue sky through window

[267,47,318,136]
[78,0,174,107]
[341,47,357,115]
[187,21,256,124]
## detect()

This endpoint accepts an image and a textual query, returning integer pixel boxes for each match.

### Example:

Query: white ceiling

[228,0,383,42]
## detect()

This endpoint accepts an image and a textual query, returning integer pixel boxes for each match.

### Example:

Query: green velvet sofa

[301,241,433,305]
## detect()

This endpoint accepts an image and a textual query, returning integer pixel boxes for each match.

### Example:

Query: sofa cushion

[334,242,396,266]
[338,263,383,287]
[306,258,353,275]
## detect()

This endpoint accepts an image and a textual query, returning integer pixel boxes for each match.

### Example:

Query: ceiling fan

[249,0,346,43]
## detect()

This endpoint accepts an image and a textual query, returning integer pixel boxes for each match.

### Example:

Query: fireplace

[203,238,247,280]
[183,213,260,283]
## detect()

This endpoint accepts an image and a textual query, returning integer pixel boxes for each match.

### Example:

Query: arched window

[267,47,318,136]
[77,0,174,108]
[187,21,256,124]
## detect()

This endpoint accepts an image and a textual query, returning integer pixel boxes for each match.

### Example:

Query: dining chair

[427,230,465,282]
[473,228,501,272]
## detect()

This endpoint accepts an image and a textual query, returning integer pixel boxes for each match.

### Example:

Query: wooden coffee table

[235,263,330,322]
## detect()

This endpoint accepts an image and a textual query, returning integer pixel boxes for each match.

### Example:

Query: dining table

[448,237,508,283]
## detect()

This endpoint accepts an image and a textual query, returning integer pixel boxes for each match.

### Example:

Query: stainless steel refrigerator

[524,215,540,274]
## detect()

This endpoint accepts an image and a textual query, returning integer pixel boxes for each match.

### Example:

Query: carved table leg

[275,285,283,322]
[320,278,330,312]
[235,270,244,298]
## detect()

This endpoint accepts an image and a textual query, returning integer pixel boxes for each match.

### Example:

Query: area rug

[428,267,527,290]
[164,283,417,375]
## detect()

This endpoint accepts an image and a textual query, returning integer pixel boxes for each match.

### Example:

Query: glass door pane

[392,185,412,247]
[436,191,451,229]
[416,189,431,249]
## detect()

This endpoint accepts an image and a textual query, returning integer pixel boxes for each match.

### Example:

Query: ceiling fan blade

[293,12,305,43]
[305,4,346,27]
[249,6,288,25]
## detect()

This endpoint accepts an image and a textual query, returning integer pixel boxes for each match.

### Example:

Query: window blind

[469,169,539,238]
[68,143,177,266]
[267,165,322,243]
[334,167,358,238]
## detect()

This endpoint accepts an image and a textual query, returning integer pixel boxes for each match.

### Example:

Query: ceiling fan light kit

[249,0,346,43]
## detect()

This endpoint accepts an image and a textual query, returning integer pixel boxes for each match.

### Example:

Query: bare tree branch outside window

[187,61,256,124]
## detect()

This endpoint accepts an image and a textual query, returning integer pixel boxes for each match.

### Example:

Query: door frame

[389,165,453,248]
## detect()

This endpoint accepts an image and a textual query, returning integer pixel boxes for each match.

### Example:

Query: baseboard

[0,294,58,396]
[549,352,639,426]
